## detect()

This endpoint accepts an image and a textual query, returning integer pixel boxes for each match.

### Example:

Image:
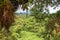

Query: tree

[29,0,60,40]
[0,0,28,32]
[0,0,14,32]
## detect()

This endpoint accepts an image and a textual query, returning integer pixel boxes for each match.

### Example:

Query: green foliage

[0,12,60,40]
[0,0,60,40]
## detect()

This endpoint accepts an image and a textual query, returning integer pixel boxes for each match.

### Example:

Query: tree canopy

[0,0,60,40]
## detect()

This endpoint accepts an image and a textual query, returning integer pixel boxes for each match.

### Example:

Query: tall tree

[0,0,29,32]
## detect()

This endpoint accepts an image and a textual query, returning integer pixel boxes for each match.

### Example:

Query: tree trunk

[0,0,14,32]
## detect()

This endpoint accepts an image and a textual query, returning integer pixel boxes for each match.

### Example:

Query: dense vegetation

[0,0,60,40]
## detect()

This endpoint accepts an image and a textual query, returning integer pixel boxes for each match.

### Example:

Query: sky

[48,5,60,13]
[15,4,60,14]
[15,5,30,14]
